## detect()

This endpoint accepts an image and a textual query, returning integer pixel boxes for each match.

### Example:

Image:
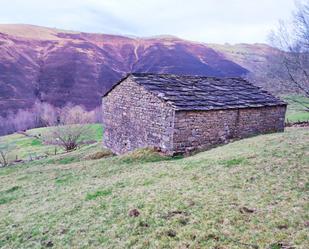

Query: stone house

[102,73,287,155]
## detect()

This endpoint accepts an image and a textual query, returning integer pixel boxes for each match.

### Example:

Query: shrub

[0,139,15,167]
[84,149,114,160]
[43,104,96,152]
[118,147,169,164]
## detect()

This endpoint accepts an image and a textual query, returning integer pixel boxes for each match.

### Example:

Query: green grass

[0,127,308,248]
[117,147,172,164]
[0,124,103,163]
[86,189,113,201]
[284,95,309,122]
[4,186,21,193]
[0,186,22,205]
[57,157,76,165]
[220,157,247,168]
[55,175,74,185]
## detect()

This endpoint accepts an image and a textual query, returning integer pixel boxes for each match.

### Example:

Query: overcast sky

[0,0,296,44]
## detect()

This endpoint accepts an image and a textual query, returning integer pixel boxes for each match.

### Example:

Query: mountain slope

[207,43,281,74]
[0,24,279,116]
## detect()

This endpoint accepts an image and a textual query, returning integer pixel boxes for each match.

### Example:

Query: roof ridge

[130,72,245,81]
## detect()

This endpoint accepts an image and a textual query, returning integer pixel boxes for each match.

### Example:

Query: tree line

[0,101,102,136]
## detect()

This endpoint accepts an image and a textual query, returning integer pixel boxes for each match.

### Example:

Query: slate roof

[105,73,287,111]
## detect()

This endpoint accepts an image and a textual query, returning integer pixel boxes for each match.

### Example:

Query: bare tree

[12,109,37,131]
[32,100,58,127]
[270,0,309,110]
[43,104,95,152]
[0,100,100,136]
[93,105,103,123]
[0,150,9,167]
[0,139,14,167]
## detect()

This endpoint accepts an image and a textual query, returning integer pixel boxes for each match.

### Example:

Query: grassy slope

[1,95,307,162]
[0,124,103,162]
[0,127,308,249]
[284,95,309,123]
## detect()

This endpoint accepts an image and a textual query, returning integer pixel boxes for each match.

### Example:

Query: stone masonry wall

[102,78,175,154]
[173,106,286,154]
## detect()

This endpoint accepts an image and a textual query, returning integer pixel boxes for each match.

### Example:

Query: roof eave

[102,73,133,98]
[174,103,287,112]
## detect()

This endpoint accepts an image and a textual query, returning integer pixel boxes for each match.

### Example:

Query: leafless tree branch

[43,104,96,152]
[269,0,309,100]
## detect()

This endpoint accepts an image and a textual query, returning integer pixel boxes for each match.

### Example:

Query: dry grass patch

[83,148,114,160]
[117,147,174,164]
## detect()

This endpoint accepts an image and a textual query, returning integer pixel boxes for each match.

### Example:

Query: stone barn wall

[173,105,286,154]
[103,76,287,155]
[102,78,175,154]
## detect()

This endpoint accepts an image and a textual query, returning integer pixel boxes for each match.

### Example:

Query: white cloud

[0,0,296,43]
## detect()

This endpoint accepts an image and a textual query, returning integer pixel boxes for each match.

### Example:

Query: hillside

[0,126,308,248]
[0,24,282,116]
[283,95,309,123]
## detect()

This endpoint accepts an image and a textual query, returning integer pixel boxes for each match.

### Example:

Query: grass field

[284,95,309,123]
[0,97,308,249]
[0,124,103,163]
[0,126,308,248]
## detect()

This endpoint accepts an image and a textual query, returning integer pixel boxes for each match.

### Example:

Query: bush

[0,139,15,167]
[43,105,96,152]
[118,148,169,164]
[84,149,114,160]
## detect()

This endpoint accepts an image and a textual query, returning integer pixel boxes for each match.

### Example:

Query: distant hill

[0,24,281,116]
